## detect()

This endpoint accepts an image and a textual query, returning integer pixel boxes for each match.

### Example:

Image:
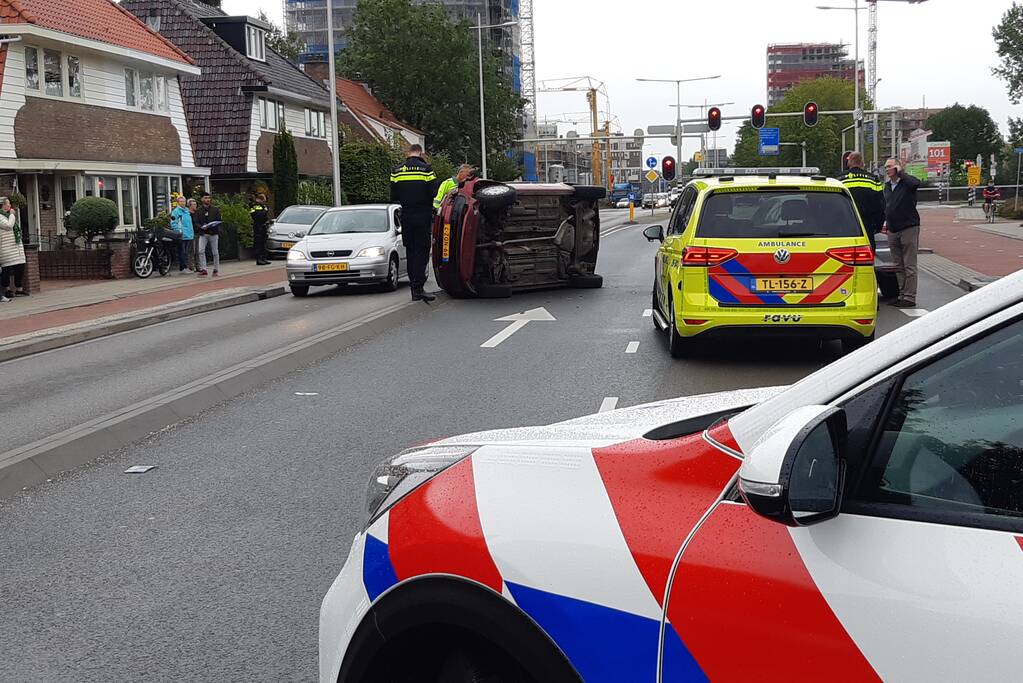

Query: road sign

[645,169,660,184]
[647,125,675,135]
[694,152,702,162]
[758,127,780,156]
[683,123,709,134]
[646,156,657,169]
[1015,147,1023,154]
[967,166,982,187]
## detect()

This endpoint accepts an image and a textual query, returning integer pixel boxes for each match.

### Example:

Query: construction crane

[539,77,612,187]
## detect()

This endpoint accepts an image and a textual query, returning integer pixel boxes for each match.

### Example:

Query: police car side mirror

[643,225,664,243]
[738,405,846,527]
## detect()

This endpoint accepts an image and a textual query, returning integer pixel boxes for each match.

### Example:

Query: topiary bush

[67,197,119,241]
[273,129,299,213]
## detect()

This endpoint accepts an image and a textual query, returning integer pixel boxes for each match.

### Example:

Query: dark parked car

[432,179,606,298]
[873,231,900,299]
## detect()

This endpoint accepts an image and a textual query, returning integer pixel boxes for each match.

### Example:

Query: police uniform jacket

[839,168,885,234]
[390,156,437,216]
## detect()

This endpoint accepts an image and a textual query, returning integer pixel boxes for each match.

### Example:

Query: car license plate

[754,277,813,293]
[281,242,295,249]
[315,263,349,272]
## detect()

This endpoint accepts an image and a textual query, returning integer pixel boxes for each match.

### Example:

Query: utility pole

[325,0,341,205]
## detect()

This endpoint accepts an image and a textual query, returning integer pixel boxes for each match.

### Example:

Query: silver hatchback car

[267,205,329,259]
[285,204,406,297]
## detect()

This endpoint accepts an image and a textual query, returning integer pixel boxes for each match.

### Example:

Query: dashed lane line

[901,308,929,317]
[599,397,619,413]
[642,309,652,317]
[625,341,640,354]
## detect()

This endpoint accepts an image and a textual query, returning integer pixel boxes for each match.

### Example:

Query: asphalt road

[0,209,964,682]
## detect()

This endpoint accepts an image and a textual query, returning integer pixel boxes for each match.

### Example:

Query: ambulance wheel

[476,184,517,210]
[667,295,694,358]
[841,332,874,355]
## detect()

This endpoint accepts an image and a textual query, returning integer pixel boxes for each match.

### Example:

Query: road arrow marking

[480,307,556,348]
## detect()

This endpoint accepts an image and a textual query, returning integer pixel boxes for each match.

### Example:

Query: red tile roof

[335,76,423,136]
[0,0,193,65]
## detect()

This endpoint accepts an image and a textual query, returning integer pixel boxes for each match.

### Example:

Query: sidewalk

[0,260,286,340]
[916,207,1023,288]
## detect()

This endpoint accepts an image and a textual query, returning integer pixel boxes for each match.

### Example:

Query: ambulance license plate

[754,277,813,293]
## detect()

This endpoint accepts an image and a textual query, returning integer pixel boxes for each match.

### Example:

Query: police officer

[251,193,271,266]
[390,144,438,302]
[839,152,885,251]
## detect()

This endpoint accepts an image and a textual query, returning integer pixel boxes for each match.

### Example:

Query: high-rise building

[766,42,865,107]
[534,126,592,184]
[609,130,645,185]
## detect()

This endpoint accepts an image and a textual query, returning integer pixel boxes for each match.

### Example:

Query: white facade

[246,95,334,174]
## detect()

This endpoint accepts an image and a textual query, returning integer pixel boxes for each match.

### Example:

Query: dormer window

[246,25,266,61]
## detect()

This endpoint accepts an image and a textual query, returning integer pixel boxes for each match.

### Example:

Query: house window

[246,25,266,61]
[124,68,167,113]
[259,97,285,131]
[25,47,38,91]
[305,108,326,138]
[43,49,62,96]
[67,55,81,98]
[85,176,137,228]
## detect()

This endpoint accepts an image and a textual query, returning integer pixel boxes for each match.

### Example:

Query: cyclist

[982,181,1001,222]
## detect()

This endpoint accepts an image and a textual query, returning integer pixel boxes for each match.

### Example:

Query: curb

[0,286,286,363]
[0,294,445,498]
[957,277,998,292]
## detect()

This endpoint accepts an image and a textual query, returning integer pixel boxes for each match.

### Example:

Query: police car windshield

[277,206,326,225]
[309,209,388,235]
[697,190,862,239]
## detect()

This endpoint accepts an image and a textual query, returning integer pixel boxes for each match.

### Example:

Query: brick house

[121,0,335,197]
[0,0,208,248]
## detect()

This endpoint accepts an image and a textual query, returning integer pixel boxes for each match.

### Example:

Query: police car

[320,269,1023,682]
[643,168,877,356]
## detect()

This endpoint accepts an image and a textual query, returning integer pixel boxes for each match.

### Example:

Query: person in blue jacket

[171,195,195,274]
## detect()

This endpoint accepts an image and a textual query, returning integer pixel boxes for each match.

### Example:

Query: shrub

[298,179,335,206]
[66,197,119,241]
[141,211,171,232]
[273,129,299,212]
[340,141,403,204]
[214,193,254,248]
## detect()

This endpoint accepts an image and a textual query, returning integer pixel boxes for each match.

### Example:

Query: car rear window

[697,190,863,239]
[277,206,327,225]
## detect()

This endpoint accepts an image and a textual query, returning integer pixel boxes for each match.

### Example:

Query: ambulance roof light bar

[693,167,822,177]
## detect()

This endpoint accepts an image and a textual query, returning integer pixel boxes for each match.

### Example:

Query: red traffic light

[803,101,819,127]
[751,104,766,129]
[662,155,677,181]
[708,107,722,132]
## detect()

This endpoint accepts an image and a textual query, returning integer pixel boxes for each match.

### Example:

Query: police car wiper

[776,230,828,237]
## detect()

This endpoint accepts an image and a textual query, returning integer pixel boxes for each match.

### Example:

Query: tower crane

[539,77,612,187]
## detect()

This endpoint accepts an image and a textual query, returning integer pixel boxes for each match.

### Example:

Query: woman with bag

[170,195,194,274]
[0,196,27,301]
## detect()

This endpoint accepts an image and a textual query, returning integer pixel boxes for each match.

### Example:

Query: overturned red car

[432,178,606,298]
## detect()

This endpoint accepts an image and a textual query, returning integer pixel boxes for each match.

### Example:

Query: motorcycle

[131,226,179,278]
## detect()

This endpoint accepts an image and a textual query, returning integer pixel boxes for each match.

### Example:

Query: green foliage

[430,152,457,188]
[298,179,335,206]
[215,193,254,248]
[731,78,875,177]
[258,10,305,63]
[993,3,1023,104]
[488,152,523,182]
[340,140,403,204]
[926,104,1003,166]
[141,211,170,232]
[66,197,119,240]
[339,0,526,167]
[272,129,299,213]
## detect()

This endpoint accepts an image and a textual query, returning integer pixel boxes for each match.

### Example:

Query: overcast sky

[227,0,1022,162]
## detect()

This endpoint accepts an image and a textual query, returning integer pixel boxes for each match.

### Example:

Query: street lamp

[637,75,721,175]
[474,14,518,179]
[325,0,341,205]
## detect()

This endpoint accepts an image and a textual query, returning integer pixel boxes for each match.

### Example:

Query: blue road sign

[1015,147,1023,154]
[758,128,780,156]
[646,156,657,169]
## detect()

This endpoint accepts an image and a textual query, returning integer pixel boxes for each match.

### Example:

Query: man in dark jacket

[390,144,438,302]
[251,193,271,266]
[883,159,922,308]
[195,192,222,277]
[840,152,885,250]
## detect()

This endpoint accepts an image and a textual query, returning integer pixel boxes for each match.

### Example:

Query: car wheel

[290,285,309,297]
[571,185,607,201]
[382,256,399,292]
[841,332,875,355]
[667,294,693,358]
[566,274,603,289]
[876,272,899,299]
[475,184,517,211]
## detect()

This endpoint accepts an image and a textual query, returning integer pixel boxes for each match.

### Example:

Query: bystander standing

[883,158,922,308]
[195,192,222,277]
[0,196,26,301]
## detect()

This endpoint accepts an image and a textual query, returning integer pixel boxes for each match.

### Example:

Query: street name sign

[646,169,660,183]
[683,123,709,134]
[1015,147,1023,154]
[758,127,780,156]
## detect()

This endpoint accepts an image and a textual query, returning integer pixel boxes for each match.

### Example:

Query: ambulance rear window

[697,190,862,239]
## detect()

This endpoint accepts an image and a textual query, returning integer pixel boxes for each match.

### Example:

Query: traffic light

[662,156,676,182]
[751,104,766,129]
[803,101,819,127]
[708,107,721,132]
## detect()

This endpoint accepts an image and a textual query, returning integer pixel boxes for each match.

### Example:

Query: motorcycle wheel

[133,253,154,279]
[157,250,171,276]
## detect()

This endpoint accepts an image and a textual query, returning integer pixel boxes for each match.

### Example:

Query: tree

[339,0,525,169]
[258,10,305,63]
[272,129,299,212]
[926,104,1003,166]
[731,78,873,177]
[993,3,1023,104]
[340,140,403,204]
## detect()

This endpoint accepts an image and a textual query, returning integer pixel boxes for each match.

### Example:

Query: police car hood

[438,386,784,448]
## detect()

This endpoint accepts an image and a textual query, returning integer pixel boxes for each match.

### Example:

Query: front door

[16,174,40,244]
[662,315,1023,680]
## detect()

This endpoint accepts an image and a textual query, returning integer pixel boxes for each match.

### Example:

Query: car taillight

[826,246,874,265]
[682,246,738,266]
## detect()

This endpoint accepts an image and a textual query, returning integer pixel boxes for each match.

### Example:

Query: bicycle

[983,201,998,224]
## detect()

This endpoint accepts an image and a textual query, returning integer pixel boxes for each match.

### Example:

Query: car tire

[567,273,603,289]
[290,285,309,297]
[667,295,693,358]
[382,256,400,292]
[571,185,607,201]
[474,282,513,298]
[841,332,875,355]
[876,272,899,299]
[475,184,517,211]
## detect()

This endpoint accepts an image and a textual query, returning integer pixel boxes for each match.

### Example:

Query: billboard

[926,142,951,178]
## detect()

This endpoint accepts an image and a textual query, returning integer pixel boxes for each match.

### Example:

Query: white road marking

[598,397,619,413]
[901,308,929,317]
[625,341,640,354]
[481,307,557,348]
[642,309,653,317]
[294,392,319,396]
